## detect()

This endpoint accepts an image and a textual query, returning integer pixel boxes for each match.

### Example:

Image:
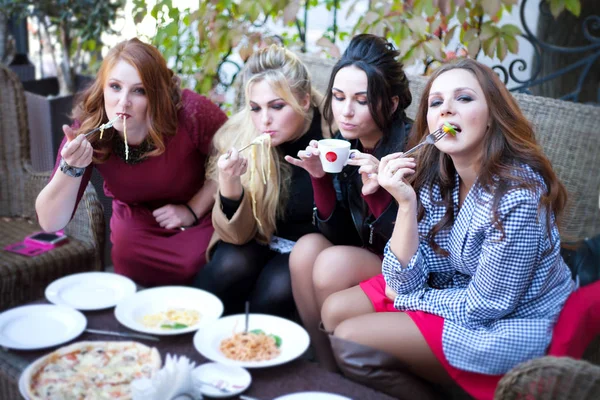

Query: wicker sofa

[294,53,600,399]
[0,63,106,312]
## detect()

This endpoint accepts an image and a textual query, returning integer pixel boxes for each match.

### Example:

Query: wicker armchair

[495,357,600,400]
[0,63,106,312]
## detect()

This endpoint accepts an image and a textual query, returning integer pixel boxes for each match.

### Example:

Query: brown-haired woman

[36,38,227,286]
[320,59,575,399]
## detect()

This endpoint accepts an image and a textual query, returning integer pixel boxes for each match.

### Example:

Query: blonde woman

[193,45,327,317]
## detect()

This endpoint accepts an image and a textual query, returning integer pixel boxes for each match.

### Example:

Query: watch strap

[59,158,86,178]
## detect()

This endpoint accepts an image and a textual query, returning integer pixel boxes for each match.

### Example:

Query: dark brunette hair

[323,34,412,144]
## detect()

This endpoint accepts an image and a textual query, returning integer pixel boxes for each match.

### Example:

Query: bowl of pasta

[114,286,224,335]
[193,313,310,368]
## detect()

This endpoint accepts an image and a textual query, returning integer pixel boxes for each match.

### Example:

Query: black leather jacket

[315,118,412,255]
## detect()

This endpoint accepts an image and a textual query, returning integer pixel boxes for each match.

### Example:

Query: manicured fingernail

[368,173,375,178]
[349,153,356,159]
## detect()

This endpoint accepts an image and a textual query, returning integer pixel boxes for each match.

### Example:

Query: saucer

[191,362,251,398]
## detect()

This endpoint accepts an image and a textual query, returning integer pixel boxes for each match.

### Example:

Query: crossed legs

[322,285,454,385]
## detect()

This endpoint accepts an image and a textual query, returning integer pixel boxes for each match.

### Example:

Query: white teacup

[318,139,358,173]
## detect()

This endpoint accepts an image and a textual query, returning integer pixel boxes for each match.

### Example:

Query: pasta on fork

[248,133,272,228]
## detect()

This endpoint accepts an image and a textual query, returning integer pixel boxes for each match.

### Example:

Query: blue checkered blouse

[382,166,575,375]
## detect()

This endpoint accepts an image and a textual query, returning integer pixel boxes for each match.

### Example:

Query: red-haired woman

[36,38,227,286]
[321,59,577,399]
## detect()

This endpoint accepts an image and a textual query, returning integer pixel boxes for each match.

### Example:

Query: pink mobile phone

[4,231,68,257]
[24,231,69,248]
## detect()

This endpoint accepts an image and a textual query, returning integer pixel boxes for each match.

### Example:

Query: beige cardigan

[206,191,269,260]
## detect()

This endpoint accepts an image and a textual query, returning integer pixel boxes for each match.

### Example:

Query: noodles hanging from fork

[248,134,272,229]
[122,115,129,161]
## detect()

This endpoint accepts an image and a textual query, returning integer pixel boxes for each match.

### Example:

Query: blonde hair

[207,45,322,242]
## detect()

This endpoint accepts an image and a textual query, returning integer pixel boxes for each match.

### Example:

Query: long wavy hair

[323,33,412,151]
[71,38,182,162]
[409,59,568,255]
[207,45,322,242]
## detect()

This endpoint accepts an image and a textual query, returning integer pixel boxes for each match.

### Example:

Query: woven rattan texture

[495,356,600,399]
[0,64,106,312]
[0,217,101,311]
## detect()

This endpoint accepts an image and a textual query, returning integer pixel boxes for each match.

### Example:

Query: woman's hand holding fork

[217,148,248,199]
[378,153,417,205]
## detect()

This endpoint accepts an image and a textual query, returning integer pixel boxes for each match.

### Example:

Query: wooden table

[0,301,395,400]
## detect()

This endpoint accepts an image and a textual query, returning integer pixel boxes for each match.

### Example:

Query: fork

[225,133,271,160]
[84,115,121,138]
[402,127,448,157]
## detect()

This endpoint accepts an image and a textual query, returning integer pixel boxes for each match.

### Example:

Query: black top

[315,117,413,254]
[221,107,323,241]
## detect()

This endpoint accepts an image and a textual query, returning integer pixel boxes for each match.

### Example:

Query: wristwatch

[59,158,86,178]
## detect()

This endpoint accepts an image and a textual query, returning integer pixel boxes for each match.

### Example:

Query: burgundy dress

[51,90,227,286]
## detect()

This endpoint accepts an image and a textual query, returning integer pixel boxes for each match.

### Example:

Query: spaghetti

[122,115,129,161]
[248,133,272,229]
[219,330,281,362]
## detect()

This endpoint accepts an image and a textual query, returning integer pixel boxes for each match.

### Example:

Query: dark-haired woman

[36,38,227,287]
[286,33,413,370]
[321,59,575,399]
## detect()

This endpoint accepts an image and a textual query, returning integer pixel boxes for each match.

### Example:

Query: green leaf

[496,38,507,60]
[423,0,436,16]
[565,0,581,17]
[482,36,498,58]
[150,4,160,19]
[269,334,282,347]
[481,0,502,15]
[457,7,467,24]
[503,34,519,53]
[548,0,565,18]
[467,37,481,58]
[406,15,428,36]
[423,37,444,60]
[463,28,478,42]
[250,329,266,335]
[480,23,498,41]
[500,23,521,37]
[444,25,458,46]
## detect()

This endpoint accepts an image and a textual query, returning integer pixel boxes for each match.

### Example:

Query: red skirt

[359,274,600,400]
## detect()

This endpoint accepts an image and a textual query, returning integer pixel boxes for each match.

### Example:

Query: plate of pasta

[193,314,310,368]
[114,286,224,335]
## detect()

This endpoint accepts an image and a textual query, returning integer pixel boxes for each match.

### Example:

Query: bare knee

[313,250,355,295]
[321,292,348,332]
[289,233,331,279]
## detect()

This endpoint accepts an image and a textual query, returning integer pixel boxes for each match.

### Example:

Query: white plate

[274,393,352,400]
[0,304,86,350]
[114,286,224,336]
[193,313,310,368]
[191,362,251,398]
[45,272,137,310]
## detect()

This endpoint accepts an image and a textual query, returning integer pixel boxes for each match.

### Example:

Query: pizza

[23,341,161,400]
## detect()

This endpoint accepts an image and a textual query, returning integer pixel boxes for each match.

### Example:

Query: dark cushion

[561,234,600,287]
